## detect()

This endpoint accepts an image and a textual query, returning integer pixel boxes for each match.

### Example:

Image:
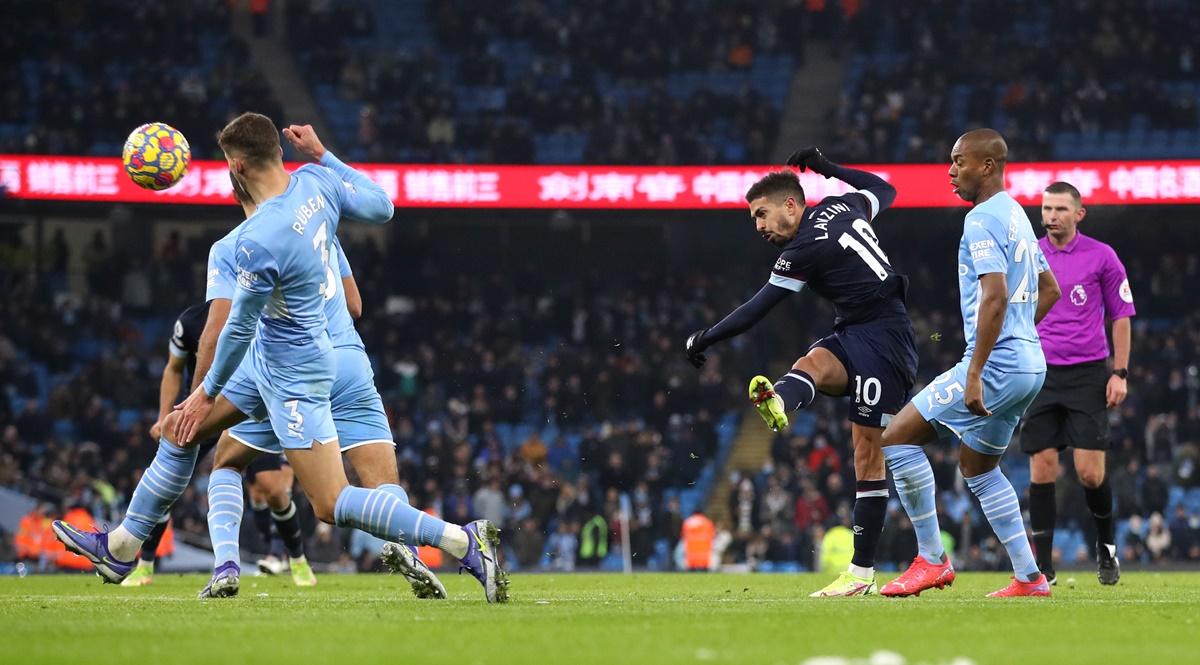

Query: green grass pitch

[2,572,1197,665]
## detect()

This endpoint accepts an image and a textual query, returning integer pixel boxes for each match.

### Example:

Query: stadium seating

[284,0,793,164]
[829,0,1200,162]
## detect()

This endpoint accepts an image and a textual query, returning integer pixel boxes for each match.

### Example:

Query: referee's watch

[1112,368,1129,380]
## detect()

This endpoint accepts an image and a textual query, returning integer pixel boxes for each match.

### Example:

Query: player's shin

[773,370,817,411]
[110,438,200,561]
[965,467,1040,582]
[883,445,944,565]
[333,486,468,559]
[850,480,889,575]
[207,468,245,567]
[272,501,305,559]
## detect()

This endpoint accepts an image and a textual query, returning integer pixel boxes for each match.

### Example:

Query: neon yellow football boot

[120,561,154,587]
[809,570,878,597]
[748,375,788,432]
[290,555,317,587]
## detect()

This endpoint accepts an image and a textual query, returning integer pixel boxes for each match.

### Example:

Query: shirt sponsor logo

[1070,284,1088,306]
[207,268,219,289]
[1119,278,1134,303]
[969,239,995,260]
[236,267,259,290]
[773,257,792,272]
[958,263,969,276]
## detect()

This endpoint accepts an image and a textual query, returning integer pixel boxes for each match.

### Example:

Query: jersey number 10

[839,219,891,280]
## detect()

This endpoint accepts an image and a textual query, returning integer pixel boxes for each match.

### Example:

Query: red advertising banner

[2,155,1200,209]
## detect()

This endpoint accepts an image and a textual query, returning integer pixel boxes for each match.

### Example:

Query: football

[121,122,191,191]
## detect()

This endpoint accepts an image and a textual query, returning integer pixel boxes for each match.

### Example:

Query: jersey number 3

[311,221,337,301]
[839,219,891,280]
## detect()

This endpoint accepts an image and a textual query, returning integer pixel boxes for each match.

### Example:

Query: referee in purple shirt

[1022,181,1135,586]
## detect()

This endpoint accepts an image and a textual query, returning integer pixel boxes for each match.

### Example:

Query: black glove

[785,146,834,178]
[685,329,709,369]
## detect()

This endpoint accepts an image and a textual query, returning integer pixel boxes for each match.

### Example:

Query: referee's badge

[1119,278,1134,303]
[1070,284,1088,306]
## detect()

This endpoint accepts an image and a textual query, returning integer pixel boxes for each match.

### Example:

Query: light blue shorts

[226,346,392,454]
[914,359,1045,455]
[221,345,337,450]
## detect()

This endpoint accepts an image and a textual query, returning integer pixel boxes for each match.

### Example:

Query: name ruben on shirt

[292,194,327,235]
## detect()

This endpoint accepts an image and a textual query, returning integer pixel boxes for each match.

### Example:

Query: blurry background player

[1022,181,1135,586]
[684,147,916,597]
[878,129,1062,599]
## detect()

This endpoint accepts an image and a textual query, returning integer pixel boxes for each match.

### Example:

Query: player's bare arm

[343,275,363,319]
[191,298,232,392]
[1034,268,1061,323]
[1108,316,1131,407]
[150,353,186,439]
[965,272,1008,416]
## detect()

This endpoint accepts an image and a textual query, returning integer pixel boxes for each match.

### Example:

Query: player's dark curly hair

[745,171,805,204]
[217,112,281,168]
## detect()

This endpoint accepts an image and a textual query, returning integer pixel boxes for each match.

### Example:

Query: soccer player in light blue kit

[876,129,1062,598]
[54,114,508,603]
[196,171,447,600]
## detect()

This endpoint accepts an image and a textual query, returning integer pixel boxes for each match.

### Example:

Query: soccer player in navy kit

[685,147,917,597]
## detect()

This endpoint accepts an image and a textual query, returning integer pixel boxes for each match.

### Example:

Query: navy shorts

[245,452,286,484]
[810,317,918,429]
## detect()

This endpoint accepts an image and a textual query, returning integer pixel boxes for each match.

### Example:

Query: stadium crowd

[283,0,808,165]
[0,0,279,159]
[1,213,1198,573]
[829,0,1200,163]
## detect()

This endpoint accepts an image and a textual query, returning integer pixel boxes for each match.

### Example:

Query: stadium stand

[284,0,797,164]
[0,0,281,159]
[828,0,1200,163]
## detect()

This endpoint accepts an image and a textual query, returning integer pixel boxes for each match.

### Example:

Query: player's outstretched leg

[53,438,199,583]
[121,517,169,587]
[290,441,508,603]
[54,404,244,584]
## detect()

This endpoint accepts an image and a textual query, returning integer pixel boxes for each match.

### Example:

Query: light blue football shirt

[957,191,1049,374]
[203,153,392,396]
[207,225,362,351]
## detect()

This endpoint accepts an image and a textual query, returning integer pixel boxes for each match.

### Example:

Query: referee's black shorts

[1020,360,1110,453]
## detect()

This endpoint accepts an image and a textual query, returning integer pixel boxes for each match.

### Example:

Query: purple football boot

[459,520,510,603]
[198,561,241,599]
[51,521,135,583]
